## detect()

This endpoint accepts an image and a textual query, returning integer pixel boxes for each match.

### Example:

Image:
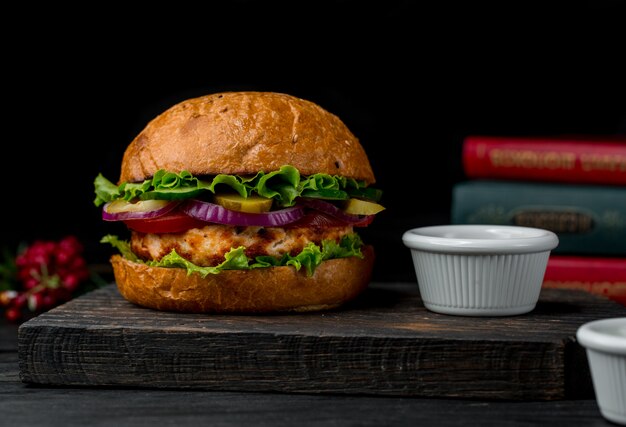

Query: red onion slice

[102,200,179,221]
[298,198,375,225]
[182,199,305,227]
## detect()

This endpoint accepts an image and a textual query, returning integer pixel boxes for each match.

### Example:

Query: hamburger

[94,91,384,313]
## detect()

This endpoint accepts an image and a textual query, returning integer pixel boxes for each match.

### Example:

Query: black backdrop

[6,1,626,283]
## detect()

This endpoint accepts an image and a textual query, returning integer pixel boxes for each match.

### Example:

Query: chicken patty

[131,224,354,266]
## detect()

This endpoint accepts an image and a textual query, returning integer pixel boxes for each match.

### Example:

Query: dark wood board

[0,352,608,427]
[17,283,626,400]
[0,320,609,427]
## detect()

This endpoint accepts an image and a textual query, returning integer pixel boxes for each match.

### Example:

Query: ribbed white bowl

[402,225,559,316]
[577,318,626,426]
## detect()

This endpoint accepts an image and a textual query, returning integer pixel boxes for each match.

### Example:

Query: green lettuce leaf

[93,165,378,207]
[101,233,364,277]
[100,235,139,262]
[94,174,121,206]
[322,233,364,260]
[253,165,301,205]
[149,246,251,277]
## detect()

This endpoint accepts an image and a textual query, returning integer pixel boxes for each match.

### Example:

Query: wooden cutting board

[18,283,625,400]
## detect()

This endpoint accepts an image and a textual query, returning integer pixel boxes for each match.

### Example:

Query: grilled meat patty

[131,223,354,266]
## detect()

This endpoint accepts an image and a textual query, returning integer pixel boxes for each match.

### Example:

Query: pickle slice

[105,199,172,213]
[343,198,386,215]
[214,193,273,213]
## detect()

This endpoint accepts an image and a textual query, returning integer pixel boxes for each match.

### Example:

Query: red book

[463,135,626,185]
[542,255,626,306]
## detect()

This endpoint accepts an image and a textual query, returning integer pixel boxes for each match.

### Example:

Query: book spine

[544,255,626,282]
[451,180,626,256]
[463,136,626,185]
[543,255,626,305]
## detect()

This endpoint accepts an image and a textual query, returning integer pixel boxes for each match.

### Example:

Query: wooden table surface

[2,287,622,426]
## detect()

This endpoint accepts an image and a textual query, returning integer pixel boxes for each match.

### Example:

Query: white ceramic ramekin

[577,318,626,425]
[402,224,559,316]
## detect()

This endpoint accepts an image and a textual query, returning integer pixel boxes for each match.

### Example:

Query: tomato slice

[353,214,375,227]
[123,211,207,234]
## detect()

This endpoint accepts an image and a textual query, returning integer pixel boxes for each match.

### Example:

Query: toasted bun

[120,91,375,184]
[110,245,374,313]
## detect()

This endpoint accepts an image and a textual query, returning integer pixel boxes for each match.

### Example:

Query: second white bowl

[402,224,559,316]
[577,318,626,425]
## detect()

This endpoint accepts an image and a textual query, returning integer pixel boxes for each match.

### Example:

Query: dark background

[5,1,626,283]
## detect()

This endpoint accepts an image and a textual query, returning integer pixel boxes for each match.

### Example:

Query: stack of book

[451,135,626,306]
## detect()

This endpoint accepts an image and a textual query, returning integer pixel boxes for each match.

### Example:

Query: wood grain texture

[17,283,626,400]
[0,325,609,427]
[0,352,608,427]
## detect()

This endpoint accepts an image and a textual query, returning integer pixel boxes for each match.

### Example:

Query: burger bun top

[119,91,375,184]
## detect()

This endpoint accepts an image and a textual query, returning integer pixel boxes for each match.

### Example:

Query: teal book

[451,180,626,256]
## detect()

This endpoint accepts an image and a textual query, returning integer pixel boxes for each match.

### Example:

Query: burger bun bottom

[110,245,374,313]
